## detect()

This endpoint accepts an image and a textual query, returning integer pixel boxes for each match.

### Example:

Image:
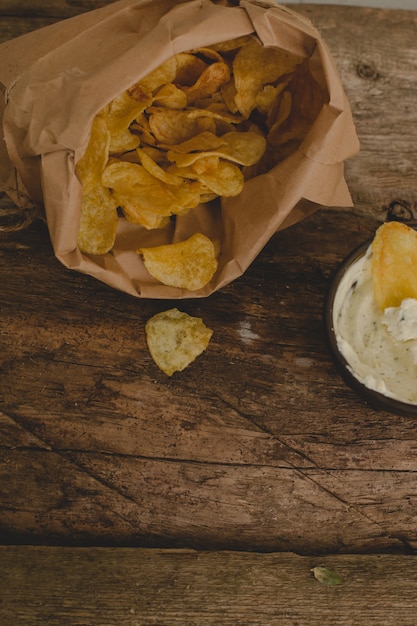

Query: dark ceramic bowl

[324,237,417,417]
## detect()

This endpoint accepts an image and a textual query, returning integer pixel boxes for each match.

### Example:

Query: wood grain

[1,3,417,557]
[2,546,417,625]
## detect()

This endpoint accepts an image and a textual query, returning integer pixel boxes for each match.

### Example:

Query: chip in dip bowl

[325,225,417,416]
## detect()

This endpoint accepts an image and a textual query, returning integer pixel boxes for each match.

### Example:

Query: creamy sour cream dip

[332,244,417,404]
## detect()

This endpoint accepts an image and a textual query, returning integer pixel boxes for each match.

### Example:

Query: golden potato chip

[372,221,417,310]
[160,131,227,153]
[76,115,118,254]
[184,62,231,105]
[190,155,220,175]
[221,80,239,114]
[145,308,213,376]
[256,80,291,117]
[174,52,208,86]
[121,200,170,229]
[153,83,188,109]
[136,56,177,94]
[169,160,244,197]
[147,107,207,144]
[102,161,176,226]
[138,233,218,290]
[136,148,184,186]
[77,184,118,255]
[148,106,240,144]
[76,114,109,185]
[233,37,302,118]
[102,160,202,225]
[167,131,266,167]
[104,88,152,152]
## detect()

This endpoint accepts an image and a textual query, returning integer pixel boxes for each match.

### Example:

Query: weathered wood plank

[2,547,417,626]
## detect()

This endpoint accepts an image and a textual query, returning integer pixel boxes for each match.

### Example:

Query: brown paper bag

[0,0,359,298]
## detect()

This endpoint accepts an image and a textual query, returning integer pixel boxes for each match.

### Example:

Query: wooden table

[2,2,417,624]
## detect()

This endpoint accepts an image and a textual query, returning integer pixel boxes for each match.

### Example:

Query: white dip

[333,245,417,404]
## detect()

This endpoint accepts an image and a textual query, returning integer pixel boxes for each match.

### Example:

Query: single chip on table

[372,221,417,310]
[138,232,218,291]
[145,308,213,376]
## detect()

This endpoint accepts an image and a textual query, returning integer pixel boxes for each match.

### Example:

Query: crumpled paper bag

[0,0,360,298]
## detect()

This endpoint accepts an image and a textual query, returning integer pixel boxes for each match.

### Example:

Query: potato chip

[147,107,207,144]
[372,221,417,310]
[153,83,188,109]
[167,131,266,167]
[220,80,239,114]
[145,308,213,376]
[160,131,227,153]
[169,160,244,197]
[76,114,110,186]
[190,155,220,175]
[147,106,238,145]
[136,148,184,186]
[256,80,291,117]
[184,62,230,105]
[104,88,153,152]
[77,184,118,255]
[76,115,118,254]
[174,52,208,86]
[233,37,302,118]
[103,160,202,226]
[138,233,218,290]
[136,56,177,94]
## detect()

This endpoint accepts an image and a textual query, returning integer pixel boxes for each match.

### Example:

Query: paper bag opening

[0,0,359,299]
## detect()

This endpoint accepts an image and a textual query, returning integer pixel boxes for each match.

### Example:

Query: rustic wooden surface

[3,546,417,626]
[2,3,417,620]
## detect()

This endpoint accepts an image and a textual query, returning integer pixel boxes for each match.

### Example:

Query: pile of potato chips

[76,34,324,291]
